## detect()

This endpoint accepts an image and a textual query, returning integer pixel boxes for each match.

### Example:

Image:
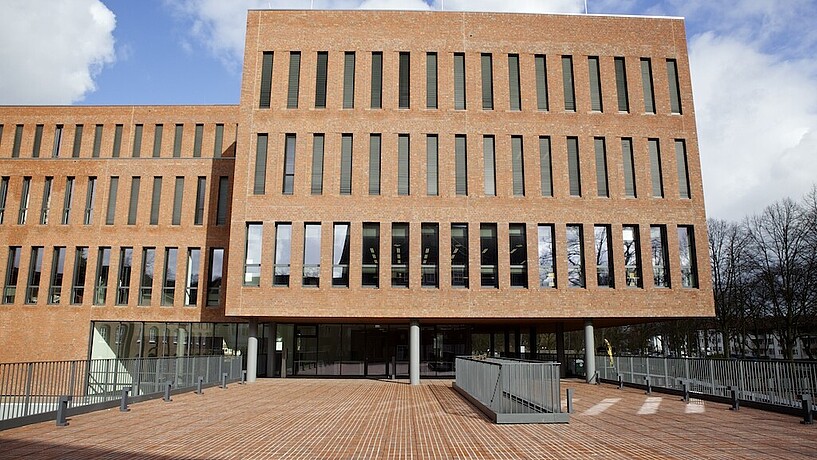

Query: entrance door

[365,326,389,377]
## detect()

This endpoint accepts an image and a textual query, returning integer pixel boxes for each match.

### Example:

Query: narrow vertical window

[303,223,321,287]
[370,52,383,109]
[623,225,642,288]
[244,223,262,287]
[509,223,528,288]
[678,226,698,288]
[92,124,103,158]
[0,125,3,148]
[594,225,613,287]
[397,134,410,196]
[60,177,73,225]
[315,51,328,109]
[311,134,325,195]
[254,133,268,195]
[193,124,203,158]
[207,248,224,305]
[455,135,468,196]
[362,223,379,288]
[259,51,273,108]
[421,223,439,288]
[562,56,575,111]
[391,223,409,287]
[172,124,183,158]
[150,177,162,225]
[273,223,292,287]
[139,247,155,305]
[451,223,469,288]
[535,55,549,111]
[481,53,494,110]
[213,124,224,158]
[0,177,8,224]
[18,177,31,224]
[134,124,145,158]
[162,247,178,304]
[112,124,122,157]
[641,58,656,113]
[508,54,521,111]
[614,57,629,112]
[511,136,525,196]
[84,177,96,225]
[49,247,66,304]
[332,223,350,287]
[567,137,581,197]
[3,247,21,304]
[194,177,206,225]
[216,177,229,226]
[675,139,691,199]
[71,124,82,158]
[93,247,111,305]
[426,134,438,196]
[480,224,498,288]
[71,247,88,304]
[588,56,603,112]
[25,247,44,304]
[648,139,664,198]
[340,134,353,195]
[369,134,381,195]
[426,52,438,109]
[594,137,609,197]
[105,177,118,225]
[399,52,410,109]
[621,138,636,197]
[127,176,140,225]
[287,51,301,109]
[343,51,355,109]
[40,176,53,224]
[116,247,133,305]
[483,136,496,196]
[32,124,43,158]
[566,224,585,288]
[537,224,556,288]
[172,177,184,225]
[454,52,466,110]
[667,59,682,114]
[12,125,23,158]
[650,225,669,287]
[539,136,553,197]
[185,248,201,306]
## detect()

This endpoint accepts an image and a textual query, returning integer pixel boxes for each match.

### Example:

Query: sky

[1,0,816,221]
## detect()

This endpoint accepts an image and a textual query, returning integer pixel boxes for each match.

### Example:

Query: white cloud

[0,0,116,104]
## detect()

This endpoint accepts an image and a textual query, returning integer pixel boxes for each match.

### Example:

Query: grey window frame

[150,176,162,225]
[184,248,201,306]
[0,176,8,224]
[343,51,355,109]
[49,246,66,304]
[254,133,268,195]
[678,225,698,288]
[594,225,614,288]
[259,51,273,108]
[398,52,411,109]
[112,124,122,157]
[539,136,553,197]
[588,56,603,112]
[194,176,206,225]
[273,223,292,287]
[535,55,549,111]
[12,125,23,158]
[594,137,609,197]
[93,247,111,305]
[426,52,438,109]
[455,135,468,196]
[362,223,379,288]
[32,124,43,158]
[25,246,44,304]
[127,176,140,225]
[171,177,184,226]
[648,138,664,198]
[193,124,203,158]
[105,177,118,225]
[397,134,410,196]
[614,57,629,112]
[566,224,585,288]
[623,225,642,288]
[621,138,636,197]
[421,223,439,288]
[667,58,682,114]
[537,224,556,288]
[303,223,321,287]
[207,248,224,306]
[480,223,498,288]
[509,223,528,288]
[508,54,521,111]
[562,56,576,111]
[244,223,262,287]
[369,134,381,195]
[311,134,325,195]
[391,223,409,288]
[315,51,328,109]
[216,176,229,226]
[567,137,581,197]
[481,53,494,110]
[162,247,178,304]
[116,247,133,306]
[332,223,351,288]
[84,177,96,225]
[451,223,469,288]
[483,136,496,196]
[3,246,21,304]
[18,177,31,224]
[283,134,297,195]
[370,52,383,109]
[340,134,353,195]
[172,124,183,158]
[454,52,466,110]
[675,139,691,199]
[287,51,301,109]
[71,246,88,304]
[40,176,52,225]
[426,134,438,196]
[213,124,224,158]
[139,247,155,306]
[92,124,103,158]
[71,124,82,158]
[650,225,669,287]
[511,136,525,196]
[641,58,656,113]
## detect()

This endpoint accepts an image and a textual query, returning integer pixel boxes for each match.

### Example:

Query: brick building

[0,10,713,383]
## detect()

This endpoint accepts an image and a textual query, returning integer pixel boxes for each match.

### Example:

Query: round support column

[247,318,258,383]
[409,320,420,385]
[584,319,596,384]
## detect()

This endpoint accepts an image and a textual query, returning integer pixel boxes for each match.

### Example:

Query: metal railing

[596,355,817,410]
[1,355,242,424]
[454,356,568,424]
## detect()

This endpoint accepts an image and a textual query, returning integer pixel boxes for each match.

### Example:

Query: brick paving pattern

[0,379,814,459]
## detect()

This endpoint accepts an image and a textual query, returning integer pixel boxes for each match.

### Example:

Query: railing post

[709,359,717,395]
[56,395,72,426]
[120,386,131,412]
[801,394,814,425]
[68,361,77,402]
[24,362,34,416]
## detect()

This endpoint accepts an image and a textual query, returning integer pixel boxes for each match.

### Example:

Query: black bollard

[221,372,228,389]
[682,381,690,404]
[729,386,739,411]
[120,386,131,412]
[56,395,72,427]
[618,374,623,390]
[801,394,814,425]
[645,376,651,395]
[566,388,574,414]
[195,376,204,395]
[163,381,172,402]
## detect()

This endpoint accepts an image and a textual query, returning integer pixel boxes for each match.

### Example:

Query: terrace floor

[0,378,814,459]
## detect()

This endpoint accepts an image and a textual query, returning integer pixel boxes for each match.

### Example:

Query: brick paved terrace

[0,379,814,459]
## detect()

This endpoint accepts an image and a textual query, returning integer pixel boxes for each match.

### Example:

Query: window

[134,124,145,158]
[340,134,353,195]
[369,134,381,195]
[562,56,575,111]
[481,53,494,110]
[648,139,664,198]
[162,248,178,304]
[535,55,549,111]
[71,247,88,304]
[214,124,224,157]
[127,176,140,225]
[588,56,603,112]
[539,137,553,197]
[371,52,383,109]
[254,133,268,195]
[399,52,410,108]
[455,135,468,196]
[244,224,262,287]
[139,247,155,305]
[273,223,292,286]
[173,124,183,158]
[18,177,31,224]
[480,224,498,288]
[641,58,656,113]
[93,247,111,305]
[193,124,203,158]
[287,51,301,108]
[172,177,184,225]
[216,177,229,226]
[451,223,469,288]
[391,223,409,287]
[667,59,682,114]
[25,247,44,303]
[92,124,103,158]
[32,125,43,158]
[623,225,642,288]
[398,134,410,196]
[3,247,21,304]
[112,124,122,157]
[675,140,691,199]
[71,124,82,158]
[343,52,355,109]
[508,54,521,111]
[614,57,629,112]
[84,177,96,225]
[594,137,609,197]
[315,51,328,109]
[566,224,585,288]
[185,248,201,306]
[305,134,324,195]
[509,224,528,288]
[207,248,224,306]
[621,138,636,198]
[426,52,438,109]
[150,177,162,225]
[567,137,581,197]
[259,51,273,108]
[362,223,379,288]
[426,134,438,196]
[594,225,613,287]
[454,52,466,110]
[332,223,350,287]
[0,177,8,224]
[421,223,439,288]
[12,125,23,158]
[537,224,556,288]
[678,226,698,288]
[40,176,52,224]
[650,225,669,287]
[61,177,74,225]
[511,136,525,196]
[483,136,496,196]
[105,177,118,225]
[194,177,206,225]
[303,223,321,287]
[116,247,133,305]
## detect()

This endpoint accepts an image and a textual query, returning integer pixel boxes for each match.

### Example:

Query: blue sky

[1,0,817,221]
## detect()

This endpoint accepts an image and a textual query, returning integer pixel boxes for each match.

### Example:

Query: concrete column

[409,320,420,385]
[556,322,566,378]
[266,322,277,377]
[247,318,258,383]
[584,319,595,384]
